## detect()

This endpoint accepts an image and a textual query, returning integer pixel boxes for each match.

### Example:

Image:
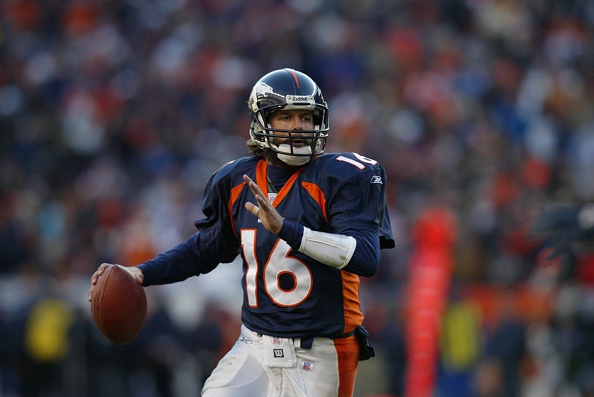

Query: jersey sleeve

[192,163,241,258]
[139,232,221,286]
[326,154,395,250]
[139,163,241,286]
[343,228,381,276]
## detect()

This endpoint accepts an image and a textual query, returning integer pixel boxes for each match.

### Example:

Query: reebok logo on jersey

[370,176,383,184]
[273,349,284,358]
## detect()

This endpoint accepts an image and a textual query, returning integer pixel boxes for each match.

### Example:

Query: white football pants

[201,325,359,397]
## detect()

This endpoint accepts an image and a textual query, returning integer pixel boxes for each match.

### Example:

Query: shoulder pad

[316,152,384,177]
[211,156,259,180]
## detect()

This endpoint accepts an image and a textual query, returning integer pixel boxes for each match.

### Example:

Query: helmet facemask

[251,108,327,156]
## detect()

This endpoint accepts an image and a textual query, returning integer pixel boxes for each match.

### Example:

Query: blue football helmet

[248,68,329,160]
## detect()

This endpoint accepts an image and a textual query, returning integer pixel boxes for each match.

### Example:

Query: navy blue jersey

[140,152,394,338]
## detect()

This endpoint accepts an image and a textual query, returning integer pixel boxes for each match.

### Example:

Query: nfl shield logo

[302,361,314,371]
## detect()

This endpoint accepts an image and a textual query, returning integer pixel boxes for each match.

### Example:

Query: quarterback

[90,68,395,396]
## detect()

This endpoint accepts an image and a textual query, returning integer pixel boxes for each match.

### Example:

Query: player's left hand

[243,174,284,234]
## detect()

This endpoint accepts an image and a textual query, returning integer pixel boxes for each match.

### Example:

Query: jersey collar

[256,159,304,208]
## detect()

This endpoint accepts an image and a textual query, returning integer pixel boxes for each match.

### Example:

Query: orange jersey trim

[228,182,246,236]
[301,181,328,221]
[255,160,304,208]
[341,271,364,333]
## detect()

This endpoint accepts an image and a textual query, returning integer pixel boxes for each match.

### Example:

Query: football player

[90,68,395,396]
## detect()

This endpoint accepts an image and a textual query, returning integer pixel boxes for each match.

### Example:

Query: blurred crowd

[1,0,594,396]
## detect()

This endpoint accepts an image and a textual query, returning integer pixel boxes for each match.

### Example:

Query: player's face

[268,110,315,146]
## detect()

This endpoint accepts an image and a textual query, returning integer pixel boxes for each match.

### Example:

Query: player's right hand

[243,174,284,234]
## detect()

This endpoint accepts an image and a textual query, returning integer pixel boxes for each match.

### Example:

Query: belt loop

[299,337,314,349]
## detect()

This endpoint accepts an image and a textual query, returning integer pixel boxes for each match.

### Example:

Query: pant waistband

[246,325,355,350]
[298,330,355,349]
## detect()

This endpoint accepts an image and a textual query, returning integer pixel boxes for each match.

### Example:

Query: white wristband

[298,227,357,269]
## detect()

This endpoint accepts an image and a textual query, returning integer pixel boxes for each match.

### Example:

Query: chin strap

[298,227,357,269]
[276,144,312,166]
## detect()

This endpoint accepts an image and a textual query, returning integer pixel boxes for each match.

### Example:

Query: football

[90,264,147,344]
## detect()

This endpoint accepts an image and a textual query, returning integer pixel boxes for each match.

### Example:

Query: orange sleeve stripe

[228,182,246,236]
[301,182,328,221]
